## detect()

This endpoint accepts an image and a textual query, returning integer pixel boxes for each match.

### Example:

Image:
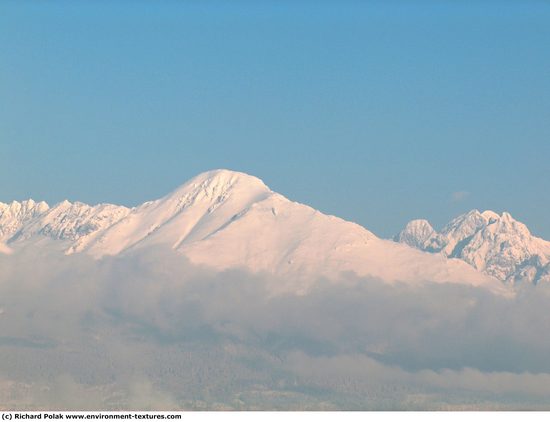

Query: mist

[1,247,549,410]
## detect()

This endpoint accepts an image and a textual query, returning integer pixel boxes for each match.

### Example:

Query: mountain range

[1,169,546,290]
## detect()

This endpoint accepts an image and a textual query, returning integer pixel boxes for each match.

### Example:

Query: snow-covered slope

[396,210,550,284]
[15,201,129,242]
[395,219,443,251]
[0,199,49,241]
[0,170,504,291]
[81,170,273,257]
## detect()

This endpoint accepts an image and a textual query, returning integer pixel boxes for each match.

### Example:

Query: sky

[1,0,549,239]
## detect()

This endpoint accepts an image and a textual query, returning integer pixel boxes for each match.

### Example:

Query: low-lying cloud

[0,246,549,409]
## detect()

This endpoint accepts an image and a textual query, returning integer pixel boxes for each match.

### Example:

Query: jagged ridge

[396,210,550,284]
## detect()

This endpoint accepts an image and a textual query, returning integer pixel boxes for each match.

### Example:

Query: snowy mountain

[0,170,504,291]
[396,210,550,284]
[0,199,49,240]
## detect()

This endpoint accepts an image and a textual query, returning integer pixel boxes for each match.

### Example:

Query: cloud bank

[0,246,549,410]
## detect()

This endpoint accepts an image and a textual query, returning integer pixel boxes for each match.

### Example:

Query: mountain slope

[0,170,504,291]
[8,200,130,253]
[0,199,49,241]
[396,210,550,284]
[82,169,273,257]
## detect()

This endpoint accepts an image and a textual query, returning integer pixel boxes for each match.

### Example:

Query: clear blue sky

[1,1,549,238]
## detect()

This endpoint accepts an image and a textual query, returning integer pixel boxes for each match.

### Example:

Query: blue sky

[1,0,549,238]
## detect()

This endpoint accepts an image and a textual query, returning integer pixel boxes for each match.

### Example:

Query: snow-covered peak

[80,169,274,257]
[394,219,440,250]
[0,199,50,241]
[0,199,49,216]
[481,210,500,222]
[396,209,550,284]
[2,198,130,251]
[439,209,487,255]
[156,169,272,215]
[171,169,270,196]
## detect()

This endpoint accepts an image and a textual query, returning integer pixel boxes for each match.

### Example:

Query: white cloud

[451,191,470,203]
[0,247,549,409]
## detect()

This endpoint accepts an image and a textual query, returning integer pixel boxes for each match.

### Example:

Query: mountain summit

[396,210,550,284]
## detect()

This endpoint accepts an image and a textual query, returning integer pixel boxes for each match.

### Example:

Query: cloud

[0,247,549,409]
[450,191,470,203]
